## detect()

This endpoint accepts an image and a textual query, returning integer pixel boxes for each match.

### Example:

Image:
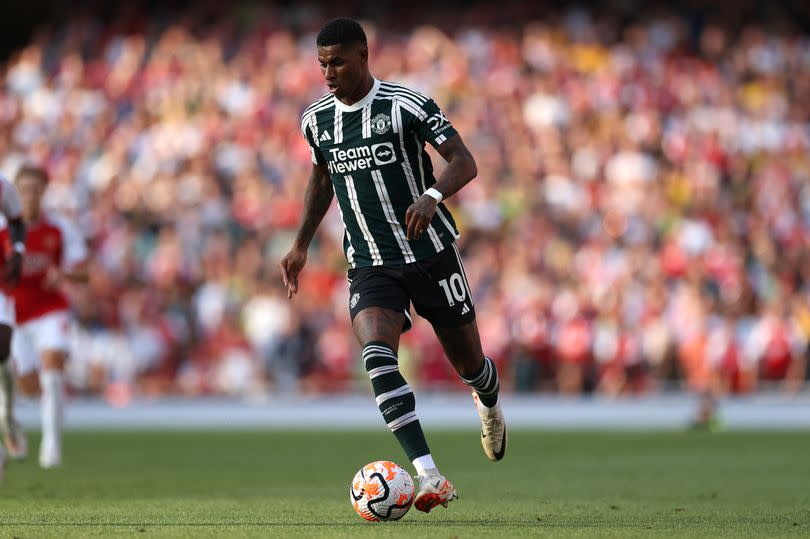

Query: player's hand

[405,195,438,241]
[44,266,63,290]
[279,246,307,299]
[3,251,23,286]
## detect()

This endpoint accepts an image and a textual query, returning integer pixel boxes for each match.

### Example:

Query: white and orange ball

[349,460,414,521]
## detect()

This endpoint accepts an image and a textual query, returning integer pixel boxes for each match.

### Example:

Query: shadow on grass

[1,517,542,528]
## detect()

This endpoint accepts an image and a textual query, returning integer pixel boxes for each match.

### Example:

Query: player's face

[317,43,368,101]
[16,174,45,218]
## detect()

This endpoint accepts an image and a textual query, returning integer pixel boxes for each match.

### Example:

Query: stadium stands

[1,2,807,398]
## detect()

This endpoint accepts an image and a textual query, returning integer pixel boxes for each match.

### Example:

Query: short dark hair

[15,164,48,184]
[316,17,367,48]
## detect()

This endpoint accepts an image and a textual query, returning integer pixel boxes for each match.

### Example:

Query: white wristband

[424,187,443,203]
[13,242,25,254]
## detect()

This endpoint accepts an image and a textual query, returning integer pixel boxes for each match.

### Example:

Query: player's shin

[0,358,15,432]
[39,369,64,467]
[0,358,27,460]
[363,342,438,476]
[460,356,499,407]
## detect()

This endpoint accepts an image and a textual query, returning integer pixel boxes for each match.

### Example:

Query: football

[349,460,414,521]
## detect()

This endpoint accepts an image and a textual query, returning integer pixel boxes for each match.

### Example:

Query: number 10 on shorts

[438,273,466,306]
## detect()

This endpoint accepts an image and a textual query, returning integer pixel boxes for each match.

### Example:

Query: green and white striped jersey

[301,79,461,268]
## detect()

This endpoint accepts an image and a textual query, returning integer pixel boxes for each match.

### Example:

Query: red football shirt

[1,214,87,324]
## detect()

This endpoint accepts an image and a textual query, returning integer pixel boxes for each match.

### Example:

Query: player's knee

[353,308,405,349]
[17,372,40,396]
[41,350,67,371]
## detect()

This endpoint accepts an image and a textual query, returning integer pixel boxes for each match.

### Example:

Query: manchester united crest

[371,113,391,135]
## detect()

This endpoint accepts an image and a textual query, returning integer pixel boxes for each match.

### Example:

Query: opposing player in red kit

[0,165,88,469]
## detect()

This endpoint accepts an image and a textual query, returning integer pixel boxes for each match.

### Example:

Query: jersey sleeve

[55,216,88,270]
[407,97,459,149]
[0,178,22,219]
[300,115,326,166]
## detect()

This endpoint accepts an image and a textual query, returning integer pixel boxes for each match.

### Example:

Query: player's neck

[338,73,375,107]
[23,210,41,223]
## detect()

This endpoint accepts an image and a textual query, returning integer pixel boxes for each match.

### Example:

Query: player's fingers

[282,261,299,299]
[286,273,295,298]
[419,215,430,237]
[279,261,290,287]
[413,215,427,240]
[287,274,298,297]
[407,214,420,240]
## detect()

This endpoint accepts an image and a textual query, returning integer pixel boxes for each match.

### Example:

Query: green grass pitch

[0,430,808,537]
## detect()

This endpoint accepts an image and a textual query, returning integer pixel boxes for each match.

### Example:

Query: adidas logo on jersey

[461,303,470,315]
[319,131,331,142]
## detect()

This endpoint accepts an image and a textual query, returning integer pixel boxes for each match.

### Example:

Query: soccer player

[0,175,26,479]
[0,165,88,468]
[280,18,507,513]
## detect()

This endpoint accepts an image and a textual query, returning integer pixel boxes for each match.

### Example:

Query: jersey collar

[333,78,380,112]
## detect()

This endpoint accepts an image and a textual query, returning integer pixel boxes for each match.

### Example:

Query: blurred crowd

[1,2,808,401]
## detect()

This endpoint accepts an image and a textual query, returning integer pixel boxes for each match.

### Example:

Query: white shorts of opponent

[12,310,71,377]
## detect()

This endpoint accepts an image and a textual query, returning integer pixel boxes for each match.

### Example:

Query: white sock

[412,454,439,477]
[39,370,64,454]
[0,360,14,431]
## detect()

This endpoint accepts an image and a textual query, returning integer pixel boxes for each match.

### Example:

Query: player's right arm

[279,161,333,298]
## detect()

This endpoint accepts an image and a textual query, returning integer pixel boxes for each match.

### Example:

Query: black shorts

[347,244,476,331]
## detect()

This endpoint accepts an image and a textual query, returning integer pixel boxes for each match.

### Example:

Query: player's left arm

[404,97,477,241]
[46,218,89,288]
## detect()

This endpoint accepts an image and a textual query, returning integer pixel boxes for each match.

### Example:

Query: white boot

[472,391,507,461]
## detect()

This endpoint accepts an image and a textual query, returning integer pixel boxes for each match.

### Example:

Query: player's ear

[359,45,368,65]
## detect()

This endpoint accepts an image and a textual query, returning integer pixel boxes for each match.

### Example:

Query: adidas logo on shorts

[461,303,470,315]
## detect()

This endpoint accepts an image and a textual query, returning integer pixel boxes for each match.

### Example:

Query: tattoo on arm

[431,135,478,201]
[294,164,334,250]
